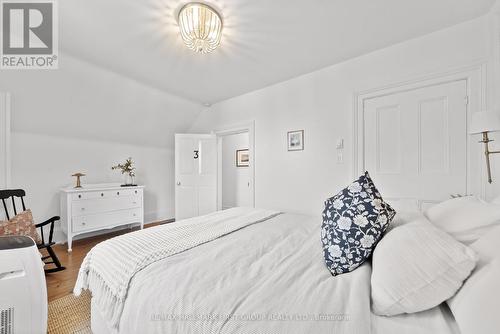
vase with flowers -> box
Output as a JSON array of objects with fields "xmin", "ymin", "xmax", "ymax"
[{"xmin": 111, "ymin": 157, "xmax": 137, "ymax": 186}]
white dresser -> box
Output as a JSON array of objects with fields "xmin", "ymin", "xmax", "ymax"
[{"xmin": 60, "ymin": 184, "xmax": 144, "ymax": 252}]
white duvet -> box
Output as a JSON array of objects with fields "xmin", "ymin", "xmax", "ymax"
[
  {"xmin": 89, "ymin": 209, "xmax": 459, "ymax": 334},
  {"xmin": 75, "ymin": 207, "xmax": 281, "ymax": 329},
  {"xmin": 94, "ymin": 211, "xmax": 370, "ymax": 333}
]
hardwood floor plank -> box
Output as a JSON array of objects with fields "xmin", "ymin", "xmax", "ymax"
[{"xmin": 45, "ymin": 221, "xmax": 168, "ymax": 302}]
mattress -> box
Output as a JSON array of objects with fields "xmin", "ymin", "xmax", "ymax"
[{"xmin": 89, "ymin": 212, "xmax": 460, "ymax": 334}]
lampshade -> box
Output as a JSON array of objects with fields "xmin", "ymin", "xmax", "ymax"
[
  {"xmin": 469, "ymin": 111, "xmax": 500, "ymax": 134},
  {"xmin": 178, "ymin": 3, "xmax": 223, "ymax": 54}
]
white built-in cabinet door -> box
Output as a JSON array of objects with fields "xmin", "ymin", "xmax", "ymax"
[
  {"xmin": 175, "ymin": 134, "xmax": 217, "ymax": 221},
  {"xmin": 363, "ymin": 80, "xmax": 467, "ymax": 209}
]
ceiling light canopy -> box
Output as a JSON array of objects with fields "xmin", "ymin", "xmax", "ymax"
[{"xmin": 178, "ymin": 3, "xmax": 223, "ymax": 54}]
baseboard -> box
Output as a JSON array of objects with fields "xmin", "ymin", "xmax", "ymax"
[
  {"xmin": 54, "ymin": 216, "xmax": 175, "ymax": 245},
  {"xmin": 144, "ymin": 209, "xmax": 173, "ymax": 224}
]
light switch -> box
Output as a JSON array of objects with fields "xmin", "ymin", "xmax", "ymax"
[
  {"xmin": 336, "ymin": 138, "xmax": 344, "ymax": 164},
  {"xmin": 336, "ymin": 139, "xmax": 344, "ymax": 150}
]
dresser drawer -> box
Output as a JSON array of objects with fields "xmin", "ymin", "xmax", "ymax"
[
  {"xmin": 72, "ymin": 196, "xmax": 141, "ymax": 216},
  {"xmin": 72, "ymin": 191, "xmax": 100, "ymax": 201},
  {"xmin": 114, "ymin": 188, "xmax": 142, "ymax": 197},
  {"xmin": 72, "ymin": 208, "xmax": 142, "ymax": 233},
  {"xmin": 71, "ymin": 188, "xmax": 143, "ymax": 201}
]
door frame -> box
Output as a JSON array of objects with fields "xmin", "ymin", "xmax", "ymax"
[
  {"xmin": 0, "ymin": 92, "xmax": 11, "ymax": 190},
  {"xmin": 353, "ymin": 63, "xmax": 487, "ymax": 200},
  {"xmin": 214, "ymin": 121, "xmax": 256, "ymax": 210}
]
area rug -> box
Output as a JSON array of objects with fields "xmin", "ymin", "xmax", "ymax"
[{"xmin": 48, "ymin": 291, "xmax": 91, "ymax": 334}]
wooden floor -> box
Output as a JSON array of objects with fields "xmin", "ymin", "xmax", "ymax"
[{"xmin": 44, "ymin": 222, "xmax": 166, "ymax": 302}]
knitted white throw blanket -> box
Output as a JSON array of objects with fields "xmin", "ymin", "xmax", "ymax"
[{"xmin": 73, "ymin": 207, "xmax": 281, "ymax": 330}]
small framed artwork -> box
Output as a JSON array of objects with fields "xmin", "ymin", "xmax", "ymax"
[
  {"xmin": 287, "ymin": 130, "xmax": 304, "ymax": 151},
  {"xmin": 236, "ymin": 149, "xmax": 249, "ymax": 167}
]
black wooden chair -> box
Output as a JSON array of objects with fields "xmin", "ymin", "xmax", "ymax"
[{"xmin": 0, "ymin": 189, "xmax": 65, "ymax": 273}]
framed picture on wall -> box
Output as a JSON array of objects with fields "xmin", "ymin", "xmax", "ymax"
[
  {"xmin": 287, "ymin": 130, "xmax": 304, "ymax": 151},
  {"xmin": 236, "ymin": 149, "xmax": 249, "ymax": 167}
]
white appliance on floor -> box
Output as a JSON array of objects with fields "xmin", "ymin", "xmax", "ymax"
[{"xmin": 0, "ymin": 236, "xmax": 47, "ymax": 334}]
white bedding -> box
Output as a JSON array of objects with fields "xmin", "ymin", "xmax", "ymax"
[
  {"xmin": 88, "ymin": 210, "xmax": 460, "ymax": 334},
  {"xmin": 75, "ymin": 207, "xmax": 280, "ymax": 329},
  {"xmin": 371, "ymin": 305, "xmax": 459, "ymax": 334}
]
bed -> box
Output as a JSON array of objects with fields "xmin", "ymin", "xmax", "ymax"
[{"xmin": 77, "ymin": 208, "xmax": 462, "ymax": 334}]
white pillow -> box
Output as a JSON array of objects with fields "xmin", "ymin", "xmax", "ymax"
[
  {"xmin": 447, "ymin": 225, "xmax": 500, "ymax": 334},
  {"xmin": 384, "ymin": 199, "xmax": 421, "ymax": 232},
  {"xmin": 424, "ymin": 196, "xmax": 500, "ymax": 243},
  {"xmin": 371, "ymin": 216, "xmax": 477, "ymax": 316},
  {"xmin": 385, "ymin": 210, "xmax": 423, "ymax": 233},
  {"xmin": 490, "ymin": 195, "xmax": 500, "ymax": 205}
]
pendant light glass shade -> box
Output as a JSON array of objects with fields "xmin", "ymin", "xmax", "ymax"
[{"xmin": 178, "ymin": 3, "xmax": 222, "ymax": 54}]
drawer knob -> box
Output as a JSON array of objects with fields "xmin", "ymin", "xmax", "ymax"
[
  {"xmin": 81, "ymin": 207, "xmax": 85, "ymax": 211},
  {"xmin": 117, "ymin": 191, "xmax": 120, "ymax": 195},
  {"xmin": 101, "ymin": 193, "xmax": 104, "ymax": 197},
  {"xmin": 135, "ymin": 190, "xmax": 137, "ymax": 194},
  {"xmin": 82, "ymin": 222, "xmax": 86, "ymax": 225},
  {"xmin": 133, "ymin": 213, "xmax": 136, "ymax": 217},
  {"xmin": 78, "ymin": 194, "xmax": 82, "ymax": 198}
]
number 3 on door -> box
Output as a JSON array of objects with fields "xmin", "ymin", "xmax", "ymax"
[{"xmin": 194, "ymin": 150, "xmax": 199, "ymax": 159}]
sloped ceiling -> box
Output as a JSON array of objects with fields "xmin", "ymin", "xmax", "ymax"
[
  {"xmin": 60, "ymin": 0, "xmax": 495, "ymax": 104},
  {"xmin": 1, "ymin": 54, "xmax": 201, "ymax": 148}
]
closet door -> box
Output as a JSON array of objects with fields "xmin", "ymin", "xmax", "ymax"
[
  {"xmin": 175, "ymin": 134, "xmax": 217, "ymax": 221},
  {"xmin": 363, "ymin": 80, "xmax": 467, "ymax": 209}
]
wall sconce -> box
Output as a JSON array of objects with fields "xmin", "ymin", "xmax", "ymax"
[{"xmin": 469, "ymin": 111, "xmax": 500, "ymax": 183}]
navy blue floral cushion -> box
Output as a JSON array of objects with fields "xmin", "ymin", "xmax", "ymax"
[{"xmin": 321, "ymin": 172, "xmax": 396, "ymax": 276}]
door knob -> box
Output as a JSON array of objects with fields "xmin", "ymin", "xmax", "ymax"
[{"xmin": 177, "ymin": 181, "xmax": 181, "ymax": 186}]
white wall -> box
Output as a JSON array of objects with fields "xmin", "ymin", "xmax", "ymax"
[
  {"xmin": 11, "ymin": 132, "xmax": 174, "ymax": 240},
  {"xmin": 0, "ymin": 93, "xmax": 9, "ymax": 190},
  {"xmin": 0, "ymin": 53, "xmax": 201, "ymax": 147},
  {"xmin": 190, "ymin": 16, "xmax": 494, "ymax": 217},
  {"xmin": 221, "ymin": 132, "xmax": 250, "ymax": 209},
  {"xmin": 0, "ymin": 53, "xmax": 202, "ymax": 242}
]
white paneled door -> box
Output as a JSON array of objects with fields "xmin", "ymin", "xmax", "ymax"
[
  {"xmin": 175, "ymin": 134, "xmax": 217, "ymax": 221},
  {"xmin": 363, "ymin": 80, "xmax": 467, "ymax": 209}
]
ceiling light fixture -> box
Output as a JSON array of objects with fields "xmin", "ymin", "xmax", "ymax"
[{"xmin": 178, "ymin": 2, "xmax": 223, "ymax": 54}]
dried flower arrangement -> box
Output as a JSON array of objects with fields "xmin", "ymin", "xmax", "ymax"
[{"xmin": 112, "ymin": 157, "xmax": 136, "ymax": 186}]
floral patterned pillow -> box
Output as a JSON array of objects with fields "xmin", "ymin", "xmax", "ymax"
[
  {"xmin": 0, "ymin": 209, "xmax": 42, "ymax": 244},
  {"xmin": 321, "ymin": 172, "xmax": 396, "ymax": 276}
]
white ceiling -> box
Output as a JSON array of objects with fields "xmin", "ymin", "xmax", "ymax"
[{"xmin": 60, "ymin": 0, "xmax": 495, "ymax": 105}]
